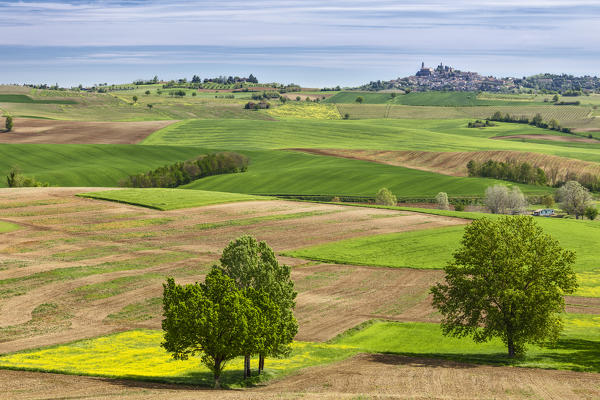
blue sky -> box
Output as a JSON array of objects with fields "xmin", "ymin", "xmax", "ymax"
[{"xmin": 1, "ymin": 0, "xmax": 599, "ymax": 87}]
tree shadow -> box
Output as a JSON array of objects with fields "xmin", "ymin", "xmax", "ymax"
[
  {"xmin": 365, "ymin": 337, "xmax": 600, "ymax": 373},
  {"xmin": 99, "ymin": 368, "xmax": 249, "ymax": 390}
]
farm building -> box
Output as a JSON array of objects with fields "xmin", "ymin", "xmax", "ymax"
[{"xmin": 532, "ymin": 209, "xmax": 555, "ymax": 217}]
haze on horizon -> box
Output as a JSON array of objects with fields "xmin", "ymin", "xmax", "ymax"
[{"xmin": 1, "ymin": 0, "xmax": 599, "ymax": 87}]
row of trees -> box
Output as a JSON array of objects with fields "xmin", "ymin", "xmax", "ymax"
[
  {"xmin": 162, "ymin": 236, "xmax": 297, "ymax": 388},
  {"xmin": 489, "ymin": 111, "xmax": 571, "ymax": 133},
  {"xmin": 120, "ymin": 152, "xmax": 248, "ymax": 188},
  {"xmin": 467, "ymin": 159, "xmax": 547, "ymax": 185}
]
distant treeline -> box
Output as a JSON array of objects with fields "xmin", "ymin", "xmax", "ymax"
[
  {"xmin": 467, "ymin": 159, "xmax": 547, "ymax": 185},
  {"xmin": 489, "ymin": 111, "xmax": 571, "ymax": 133},
  {"xmin": 120, "ymin": 152, "xmax": 249, "ymax": 188}
]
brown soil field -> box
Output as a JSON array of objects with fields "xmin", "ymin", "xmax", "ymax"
[
  {"xmin": 2, "ymin": 355, "xmax": 599, "ymax": 400},
  {"xmin": 0, "ymin": 187, "xmax": 465, "ymax": 353},
  {"xmin": 493, "ymin": 133, "xmax": 599, "ymax": 143},
  {"xmin": 294, "ymin": 148, "xmax": 600, "ymax": 182},
  {"xmin": 0, "ymin": 118, "xmax": 176, "ymax": 144}
]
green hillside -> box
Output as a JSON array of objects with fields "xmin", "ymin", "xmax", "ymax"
[
  {"xmin": 142, "ymin": 118, "xmax": 600, "ymax": 163},
  {"xmin": 0, "ymin": 144, "xmax": 205, "ymax": 187},
  {"xmin": 183, "ymin": 150, "xmax": 550, "ymax": 197}
]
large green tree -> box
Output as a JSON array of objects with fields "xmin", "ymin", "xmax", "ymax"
[
  {"xmin": 219, "ymin": 235, "xmax": 297, "ymax": 377},
  {"xmin": 431, "ymin": 216, "xmax": 577, "ymax": 358},
  {"xmin": 162, "ymin": 269, "xmax": 262, "ymax": 389}
]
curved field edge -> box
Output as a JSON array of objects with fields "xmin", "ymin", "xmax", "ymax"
[
  {"xmin": 78, "ymin": 189, "xmax": 270, "ymax": 211},
  {"xmin": 0, "ymin": 316, "xmax": 597, "ymax": 388},
  {"xmin": 0, "ymin": 221, "xmax": 20, "ymax": 234}
]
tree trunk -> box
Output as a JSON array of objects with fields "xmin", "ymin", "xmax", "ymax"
[
  {"xmin": 258, "ymin": 354, "xmax": 265, "ymax": 374},
  {"xmin": 507, "ymin": 336, "xmax": 515, "ymax": 358},
  {"xmin": 244, "ymin": 354, "xmax": 251, "ymax": 379},
  {"xmin": 214, "ymin": 376, "xmax": 220, "ymax": 389}
]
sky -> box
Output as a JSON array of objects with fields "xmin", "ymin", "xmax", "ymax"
[{"xmin": 1, "ymin": 0, "xmax": 599, "ymax": 87}]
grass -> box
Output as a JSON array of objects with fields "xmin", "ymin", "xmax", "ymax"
[
  {"xmin": 0, "ymin": 221, "xmax": 20, "ymax": 234},
  {"xmin": 332, "ymin": 316, "xmax": 600, "ymax": 373},
  {"xmin": 0, "ymin": 330, "xmax": 358, "ymax": 387},
  {"xmin": 289, "ymin": 204, "xmax": 600, "ymax": 296},
  {"xmin": 182, "ymin": 150, "xmax": 550, "ymax": 198},
  {"xmin": 265, "ymin": 103, "xmax": 341, "ymax": 120},
  {"xmin": 71, "ymin": 273, "xmax": 161, "ymax": 301},
  {"xmin": 79, "ymin": 188, "xmax": 269, "ymax": 211},
  {"xmin": 285, "ymin": 225, "xmax": 465, "ymax": 269},
  {"xmin": 0, "ymin": 144, "xmax": 205, "ymax": 187}
]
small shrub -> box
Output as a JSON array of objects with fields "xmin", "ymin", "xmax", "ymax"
[
  {"xmin": 375, "ymin": 187, "xmax": 396, "ymax": 206},
  {"xmin": 331, "ymin": 196, "xmax": 341, "ymax": 203},
  {"xmin": 453, "ymin": 203, "xmax": 465, "ymax": 212}
]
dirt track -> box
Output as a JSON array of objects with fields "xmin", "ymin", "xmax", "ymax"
[
  {"xmin": 0, "ymin": 118, "xmax": 176, "ymax": 144},
  {"xmin": 1, "ymin": 354, "xmax": 599, "ymax": 400}
]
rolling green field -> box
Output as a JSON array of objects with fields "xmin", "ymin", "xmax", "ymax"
[
  {"xmin": 0, "ymin": 221, "xmax": 20, "ymax": 234},
  {"xmin": 0, "ymin": 144, "xmax": 205, "ymax": 187},
  {"xmin": 286, "ymin": 209, "xmax": 600, "ymax": 297},
  {"xmin": 182, "ymin": 150, "xmax": 549, "ymax": 197},
  {"xmin": 79, "ymin": 188, "xmax": 269, "ymax": 210},
  {"xmin": 142, "ymin": 118, "xmax": 600, "ymax": 164}
]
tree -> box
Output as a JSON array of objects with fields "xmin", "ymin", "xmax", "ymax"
[
  {"xmin": 552, "ymin": 94, "xmax": 559, "ymax": 102},
  {"xmin": 584, "ymin": 206, "xmax": 598, "ymax": 220},
  {"xmin": 542, "ymin": 194, "xmax": 554, "ymax": 208},
  {"xmin": 485, "ymin": 185, "xmax": 509, "ymax": 214},
  {"xmin": 145, "ymin": 90, "xmax": 151, "ymax": 95},
  {"xmin": 295, "ymin": 96, "xmax": 301, "ymax": 101},
  {"xmin": 556, "ymin": 181, "xmax": 591, "ymax": 219},
  {"xmin": 162, "ymin": 269, "xmax": 261, "ymax": 389},
  {"xmin": 147, "ymin": 104, "xmax": 153, "ymax": 110},
  {"xmin": 375, "ymin": 187, "xmax": 396, "ymax": 206},
  {"xmin": 506, "ymin": 186, "xmax": 528, "ymax": 215},
  {"xmin": 431, "ymin": 216, "xmax": 577, "ymax": 358},
  {"xmin": 218, "ymin": 236, "xmax": 297, "ymax": 377},
  {"xmin": 435, "ymin": 192, "xmax": 449, "ymax": 210},
  {"xmin": 355, "ymin": 96, "xmax": 364, "ymax": 103},
  {"xmin": 5, "ymin": 115, "xmax": 13, "ymax": 132},
  {"xmin": 132, "ymin": 95, "xmax": 138, "ymax": 103}
]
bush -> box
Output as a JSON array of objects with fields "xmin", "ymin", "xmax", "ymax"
[
  {"xmin": 453, "ymin": 203, "xmax": 465, "ymax": 212},
  {"xmin": 584, "ymin": 206, "xmax": 598, "ymax": 220},
  {"xmin": 375, "ymin": 187, "xmax": 397, "ymax": 206},
  {"xmin": 5, "ymin": 115, "xmax": 13, "ymax": 132}
]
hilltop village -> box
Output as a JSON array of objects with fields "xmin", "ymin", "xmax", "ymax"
[{"xmin": 360, "ymin": 62, "xmax": 600, "ymax": 93}]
